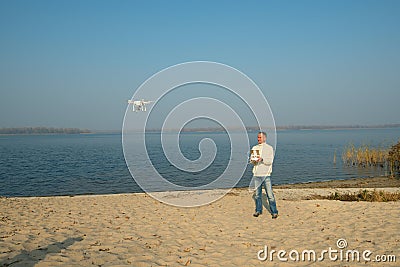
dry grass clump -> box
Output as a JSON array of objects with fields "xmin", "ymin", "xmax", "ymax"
[
  {"xmin": 342, "ymin": 143, "xmax": 389, "ymax": 167},
  {"xmin": 325, "ymin": 189, "xmax": 400, "ymax": 202},
  {"xmin": 341, "ymin": 141, "xmax": 400, "ymax": 177},
  {"xmin": 388, "ymin": 142, "xmax": 400, "ymax": 177}
]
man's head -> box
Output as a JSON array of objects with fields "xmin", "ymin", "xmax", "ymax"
[{"xmin": 257, "ymin": 132, "xmax": 267, "ymax": 144}]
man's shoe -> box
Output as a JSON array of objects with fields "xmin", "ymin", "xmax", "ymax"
[
  {"xmin": 253, "ymin": 212, "xmax": 261, "ymax": 217},
  {"xmin": 272, "ymin": 214, "xmax": 278, "ymax": 219}
]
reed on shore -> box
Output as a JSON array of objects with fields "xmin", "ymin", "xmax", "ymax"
[
  {"xmin": 341, "ymin": 141, "xmax": 400, "ymax": 177},
  {"xmin": 342, "ymin": 143, "xmax": 389, "ymax": 167},
  {"xmin": 388, "ymin": 142, "xmax": 400, "ymax": 177}
]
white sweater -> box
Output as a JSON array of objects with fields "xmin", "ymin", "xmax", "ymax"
[{"xmin": 251, "ymin": 143, "xmax": 274, "ymax": 176}]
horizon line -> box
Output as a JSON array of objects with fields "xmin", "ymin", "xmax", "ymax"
[
  {"xmin": 108, "ymin": 123, "xmax": 400, "ymax": 133},
  {"xmin": 1, "ymin": 123, "xmax": 400, "ymax": 134}
]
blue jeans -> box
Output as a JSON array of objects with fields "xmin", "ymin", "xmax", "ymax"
[{"xmin": 254, "ymin": 176, "xmax": 278, "ymax": 215}]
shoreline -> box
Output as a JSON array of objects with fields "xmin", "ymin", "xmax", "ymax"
[{"xmin": 1, "ymin": 176, "xmax": 399, "ymax": 199}]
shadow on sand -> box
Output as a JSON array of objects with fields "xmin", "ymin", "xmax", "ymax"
[{"xmin": 1, "ymin": 236, "xmax": 83, "ymax": 267}]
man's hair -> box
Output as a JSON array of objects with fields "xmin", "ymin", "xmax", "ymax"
[{"xmin": 258, "ymin": 131, "xmax": 267, "ymax": 137}]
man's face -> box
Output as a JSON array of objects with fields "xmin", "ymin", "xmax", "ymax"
[{"xmin": 257, "ymin": 133, "xmax": 266, "ymax": 144}]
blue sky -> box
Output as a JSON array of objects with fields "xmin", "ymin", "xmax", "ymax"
[{"xmin": 0, "ymin": 0, "xmax": 399, "ymax": 130}]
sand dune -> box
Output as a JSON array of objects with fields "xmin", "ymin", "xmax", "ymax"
[{"xmin": 1, "ymin": 187, "xmax": 399, "ymax": 266}]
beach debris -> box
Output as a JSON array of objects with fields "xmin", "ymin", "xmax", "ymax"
[
  {"xmin": 90, "ymin": 241, "xmax": 101, "ymax": 246},
  {"xmin": 184, "ymin": 258, "xmax": 191, "ymax": 266},
  {"xmin": 183, "ymin": 247, "xmax": 192, "ymax": 252},
  {"xmin": 242, "ymin": 242, "xmax": 251, "ymax": 248}
]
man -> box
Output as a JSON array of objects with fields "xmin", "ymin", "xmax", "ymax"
[{"xmin": 250, "ymin": 132, "xmax": 278, "ymax": 219}]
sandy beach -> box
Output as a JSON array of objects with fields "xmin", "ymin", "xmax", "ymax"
[{"xmin": 1, "ymin": 179, "xmax": 399, "ymax": 266}]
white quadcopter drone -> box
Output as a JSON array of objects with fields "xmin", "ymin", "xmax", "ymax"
[{"xmin": 127, "ymin": 99, "xmax": 153, "ymax": 112}]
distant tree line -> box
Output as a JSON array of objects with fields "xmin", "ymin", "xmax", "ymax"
[
  {"xmin": 276, "ymin": 124, "xmax": 400, "ymax": 130},
  {"xmin": 147, "ymin": 124, "xmax": 400, "ymax": 133},
  {"xmin": 0, "ymin": 127, "xmax": 91, "ymax": 135}
]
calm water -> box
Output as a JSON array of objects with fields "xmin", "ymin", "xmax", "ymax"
[{"xmin": 0, "ymin": 128, "xmax": 399, "ymax": 196}]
